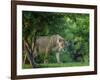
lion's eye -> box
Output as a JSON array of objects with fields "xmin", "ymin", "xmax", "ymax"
[{"xmin": 59, "ymin": 39, "xmax": 62, "ymax": 42}]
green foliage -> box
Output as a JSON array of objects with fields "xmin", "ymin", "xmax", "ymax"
[
  {"xmin": 22, "ymin": 11, "xmax": 89, "ymax": 67},
  {"xmin": 23, "ymin": 61, "xmax": 89, "ymax": 68}
]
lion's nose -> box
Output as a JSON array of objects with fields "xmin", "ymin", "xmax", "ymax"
[{"xmin": 61, "ymin": 43, "xmax": 64, "ymax": 48}]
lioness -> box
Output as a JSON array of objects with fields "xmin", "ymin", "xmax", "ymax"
[{"xmin": 33, "ymin": 34, "xmax": 65, "ymax": 63}]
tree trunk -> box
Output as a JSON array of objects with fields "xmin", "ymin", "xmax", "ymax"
[{"xmin": 24, "ymin": 40, "xmax": 36, "ymax": 68}]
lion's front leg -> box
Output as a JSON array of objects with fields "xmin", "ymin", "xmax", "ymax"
[{"xmin": 56, "ymin": 52, "xmax": 61, "ymax": 63}]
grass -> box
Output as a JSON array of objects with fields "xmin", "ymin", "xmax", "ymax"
[{"xmin": 22, "ymin": 61, "xmax": 89, "ymax": 69}]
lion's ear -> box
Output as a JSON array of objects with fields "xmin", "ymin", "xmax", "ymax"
[{"xmin": 56, "ymin": 34, "xmax": 59, "ymax": 37}]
